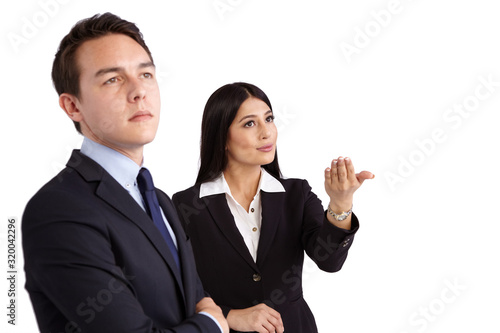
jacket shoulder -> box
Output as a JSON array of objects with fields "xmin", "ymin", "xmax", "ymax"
[
  {"xmin": 25, "ymin": 166, "xmax": 86, "ymax": 209},
  {"xmin": 172, "ymin": 184, "xmax": 201, "ymax": 204},
  {"xmin": 275, "ymin": 177, "xmax": 311, "ymax": 193},
  {"xmin": 23, "ymin": 152, "xmax": 110, "ymax": 232}
]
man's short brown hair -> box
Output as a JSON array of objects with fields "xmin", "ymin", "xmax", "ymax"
[{"xmin": 51, "ymin": 12, "xmax": 154, "ymax": 134}]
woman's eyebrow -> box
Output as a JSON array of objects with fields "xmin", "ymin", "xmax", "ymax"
[{"xmin": 238, "ymin": 110, "xmax": 272, "ymax": 123}]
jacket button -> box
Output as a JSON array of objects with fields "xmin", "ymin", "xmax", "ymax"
[{"xmin": 253, "ymin": 274, "xmax": 261, "ymax": 282}]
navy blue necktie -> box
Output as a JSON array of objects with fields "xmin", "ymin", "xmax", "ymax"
[{"xmin": 137, "ymin": 168, "xmax": 180, "ymax": 269}]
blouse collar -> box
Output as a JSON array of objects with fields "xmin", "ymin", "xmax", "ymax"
[{"xmin": 199, "ymin": 168, "xmax": 285, "ymax": 198}]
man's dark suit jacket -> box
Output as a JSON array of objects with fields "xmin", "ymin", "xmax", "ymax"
[
  {"xmin": 22, "ymin": 150, "xmax": 220, "ymax": 332},
  {"xmin": 172, "ymin": 177, "xmax": 359, "ymax": 333}
]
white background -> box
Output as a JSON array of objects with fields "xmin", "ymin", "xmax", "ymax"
[{"xmin": 1, "ymin": 0, "xmax": 499, "ymax": 332}]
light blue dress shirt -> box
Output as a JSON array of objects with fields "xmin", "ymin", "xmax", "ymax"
[{"xmin": 80, "ymin": 137, "xmax": 177, "ymax": 248}]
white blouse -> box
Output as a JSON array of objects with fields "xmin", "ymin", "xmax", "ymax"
[{"xmin": 199, "ymin": 168, "xmax": 285, "ymax": 262}]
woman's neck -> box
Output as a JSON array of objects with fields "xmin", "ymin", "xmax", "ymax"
[{"xmin": 223, "ymin": 165, "xmax": 261, "ymax": 211}]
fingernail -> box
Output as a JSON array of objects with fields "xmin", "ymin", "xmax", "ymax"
[{"xmin": 345, "ymin": 157, "xmax": 350, "ymax": 161}]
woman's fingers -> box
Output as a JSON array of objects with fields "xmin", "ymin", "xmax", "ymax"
[
  {"xmin": 336, "ymin": 157, "xmax": 347, "ymax": 183},
  {"xmin": 325, "ymin": 157, "xmax": 374, "ymax": 197},
  {"xmin": 326, "ymin": 157, "xmax": 349, "ymax": 184},
  {"xmin": 331, "ymin": 159, "xmax": 338, "ymax": 181},
  {"xmin": 345, "ymin": 157, "xmax": 358, "ymax": 182}
]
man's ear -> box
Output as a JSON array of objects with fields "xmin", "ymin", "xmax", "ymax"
[{"xmin": 59, "ymin": 93, "xmax": 83, "ymax": 122}]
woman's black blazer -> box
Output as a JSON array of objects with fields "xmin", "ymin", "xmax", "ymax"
[{"xmin": 173, "ymin": 177, "xmax": 359, "ymax": 333}]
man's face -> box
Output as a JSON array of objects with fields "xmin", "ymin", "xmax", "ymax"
[{"xmin": 71, "ymin": 33, "xmax": 160, "ymax": 156}]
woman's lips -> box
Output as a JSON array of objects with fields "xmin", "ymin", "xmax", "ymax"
[{"xmin": 257, "ymin": 144, "xmax": 274, "ymax": 152}]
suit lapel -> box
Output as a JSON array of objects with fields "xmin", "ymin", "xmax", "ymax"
[
  {"xmin": 256, "ymin": 191, "xmax": 284, "ymax": 266},
  {"xmin": 206, "ymin": 194, "xmax": 259, "ymax": 271},
  {"xmin": 68, "ymin": 151, "xmax": 186, "ymax": 301}
]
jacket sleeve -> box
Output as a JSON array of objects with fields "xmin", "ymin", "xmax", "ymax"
[
  {"xmin": 23, "ymin": 187, "xmax": 221, "ymax": 333},
  {"xmin": 299, "ymin": 179, "xmax": 360, "ymax": 273}
]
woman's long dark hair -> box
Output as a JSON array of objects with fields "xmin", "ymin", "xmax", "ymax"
[{"xmin": 196, "ymin": 82, "xmax": 282, "ymax": 185}]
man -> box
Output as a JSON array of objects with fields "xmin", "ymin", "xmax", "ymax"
[{"xmin": 22, "ymin": 13, "xmax": 228, "ymax": 333}]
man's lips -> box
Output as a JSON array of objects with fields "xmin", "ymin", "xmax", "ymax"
[
  {"xmin": 129, "ymin": 111, "xmax": 152, "ymax": 122},
  {"xmin": 257, "ymin": 144, "xmax": 274, "ymax": 152}
]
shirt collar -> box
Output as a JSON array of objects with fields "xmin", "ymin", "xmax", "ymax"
[
  {"xmin": 199, "ymin": 168, "xmax": 285, "ymax": 198},
  {"xmin": 260, "ymin": 168, "xmax": 286, "ymax": 193},
  {"xmin": 80, "ymin": 137, "xmax": 142, "ymax": 190}
]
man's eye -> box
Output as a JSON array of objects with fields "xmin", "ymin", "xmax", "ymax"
[
  {"xmin": 143, "ymin": 73, "xmax": 153, "ymax": 79},
  {"xmin": 105, "ymin": 77, "xmax": 117, "ymax": 84}
]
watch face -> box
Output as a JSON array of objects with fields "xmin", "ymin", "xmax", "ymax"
[
  {"xmin": 337, "ymin": 214, "xmax": 347, "ymax": 221},
  {"xmin": 328, "ymin": 206, "xmax": 351, "ymax": 221}
]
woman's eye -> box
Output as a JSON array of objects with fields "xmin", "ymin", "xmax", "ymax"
[
  {"xmin": 244, "ymin": 121, "xmax": 255, "ymax": 128},
  {"xmin": 266, "ymin": 115, "xmax": 275, "ymax": 122}
]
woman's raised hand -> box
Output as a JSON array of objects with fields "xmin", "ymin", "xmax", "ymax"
[{"xmin": 324, "ymin": 156, "xmax": 374, "ymax": 216}]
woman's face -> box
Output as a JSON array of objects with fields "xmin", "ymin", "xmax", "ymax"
[{"xmin": 225, "ymin": 97, "xmax": 277, "ymax": 170}]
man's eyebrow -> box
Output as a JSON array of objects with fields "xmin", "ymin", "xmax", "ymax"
[
  {"xmin": 94, "ymin": 61, "xmax": 155, "ymax": 78},
  {"xmin": 94, "ymin": 67, "xmax": 122, "ymax": 78},
  {"xmin": 238, "ymin": 110, "xmax": 273, "ymax": 123},
  {"xmin": 139, "ymin": 61, "xmax": 155, "ymax": 69}
]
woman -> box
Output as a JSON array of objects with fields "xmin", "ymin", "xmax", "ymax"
[{"xmin": 173, "ymin": 82, "xmax": 373, "ymax": 333}]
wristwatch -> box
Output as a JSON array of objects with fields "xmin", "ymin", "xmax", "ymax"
[{"xmin": 327, "ymin": 205, "xmax": 353, "ymax": 221}]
